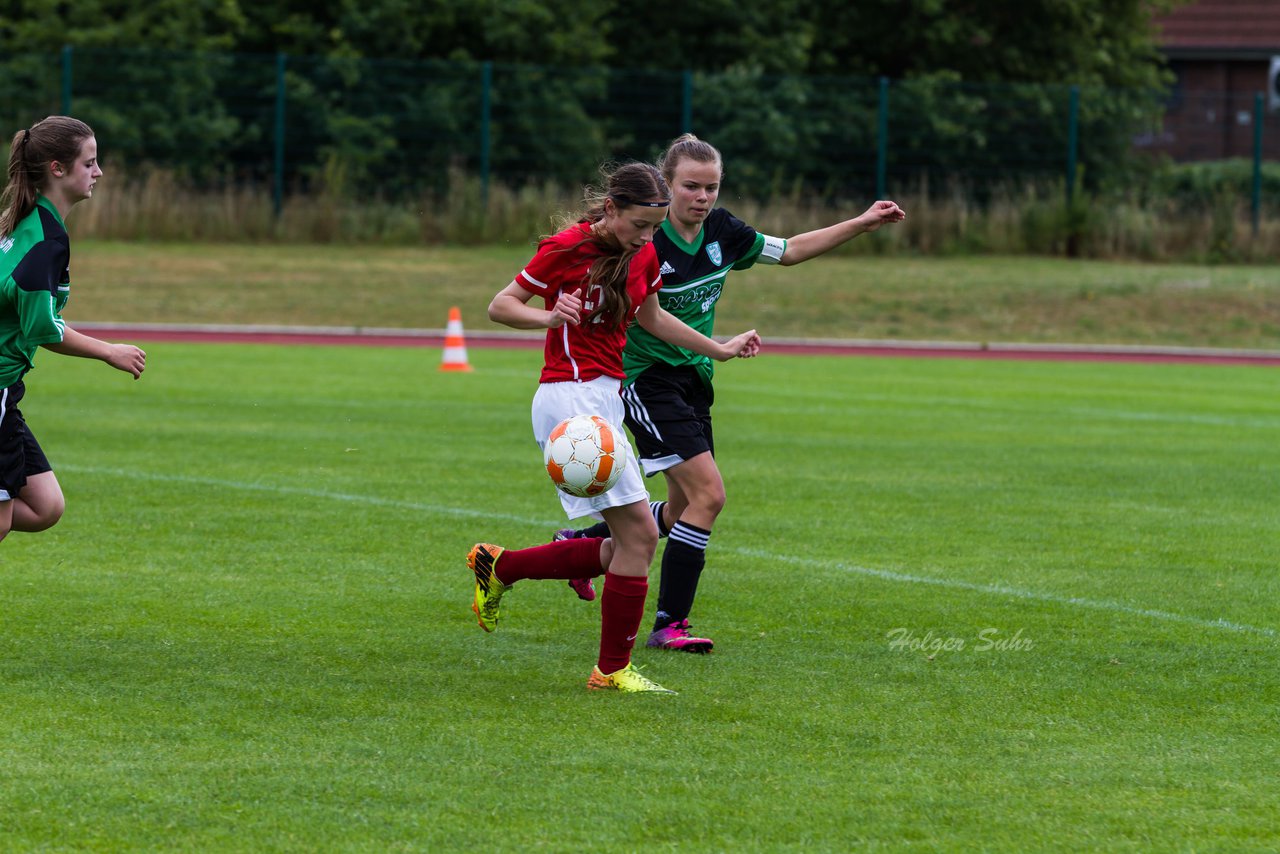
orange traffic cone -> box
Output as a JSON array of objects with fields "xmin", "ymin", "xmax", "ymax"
[{"xmin": 439, "ymin": 306, "xmax": 474, "ymax": 372}]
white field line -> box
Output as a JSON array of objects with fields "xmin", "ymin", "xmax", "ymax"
[
  {"xmin": 64, "ymin": 464, "xmax": 1278, "ymax": 641},
  {"xmin": 731, "ymin": 547, "xmax": 1277, "ymax": 639},
  {"xmin": 62, "ymin": 465, "xmax": 544, "ymax": 527}
]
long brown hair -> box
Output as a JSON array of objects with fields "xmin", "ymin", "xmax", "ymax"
[
  {"xmin": 0, "ymin": 116, "xmax": 95, "ymax": 236},
  {"xmin": 657, "ymin": 133, "xmax": 722, "ymax": 188},
  {"xmin": 548, "ymin": 161, "xmax": 670, "ymax": 329}
]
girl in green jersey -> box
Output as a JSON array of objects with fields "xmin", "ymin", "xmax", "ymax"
[
  {"xmin": 561, "ymin": 135, "xmax": 904, "ymax": 652},
  {"xmin": 0, "ymin": 116, "xmax": 146, "ymax": 542}
]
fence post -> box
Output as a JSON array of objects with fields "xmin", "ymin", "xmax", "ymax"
[
  {"xmin": 1253, "ymin": 91, "xmax": 1264, "ymax": 238},
  {"xmin": 273, "ymin": 52, "xmax": 287, "ymax": 219},
  {"xmin": 682, "ymin": 70, "xmax": 693, "ymax": 134},
  {"xmin": 60, "ymin": 45, "xmax": 73, "ymax": 114},
  {"xmin": 876, "ymin": 76, "xmax": 889, "ymax": 199},
  {"xmin": 480, "ymin": 61, "xmax": 492, "ymax": 205},
  {"xmin": 1066, "ymin": 85, "xmax": 1080, "ymax": 206}
]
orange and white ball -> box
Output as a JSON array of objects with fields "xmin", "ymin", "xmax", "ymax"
[{"xmin": 544, "ymin": 414, "xmax": 625, "ymax": 497}]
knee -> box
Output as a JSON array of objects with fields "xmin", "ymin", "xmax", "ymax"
[
  {"xmin": 638, "ymin": 528, "xmax": 659, "ymax": 561},
  {"xmin": 693, "ymin": 485, "xmax": 726, "ymax": 520},
  {"xmin": 27, "ymin": 499, "xmax": 65, "ymax": 532},
  {"xmin": 31, "ymin": 508, "xmax": 63, "ymax": 532},
  {"xmin": 622, "ymin": 527, "xmax": 659, "ymax": 563},
  {"xmin": 710, "ymin": 487, "xmax": 726, "ymax": 517},
  {"xmin": 43, "ymin": 495, "xmax": 65, "ymax": 529}
]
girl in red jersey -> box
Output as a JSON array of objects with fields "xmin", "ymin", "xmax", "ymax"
[
  {"xmin": 559, "ymin": 135, "xmax": 905, "ymax": 654},
  {"xmin": 467, "ymin": 162, "xmax": 760, "ymax": 694}
]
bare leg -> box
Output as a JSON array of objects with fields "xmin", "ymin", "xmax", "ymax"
[
  {"xmin": 8, "ymin": 471, "xmax": 65, "ymax": 533},
  {"xmin": 599, "ymin": 500, "xmax": 658, "ymax": 576}
]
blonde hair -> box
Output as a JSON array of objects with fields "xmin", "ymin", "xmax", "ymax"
[
  {"xmin": 657, "ymin": 133, "xmax": 722, "ymax": 187},
  {"xmin": 0, "ymin": 116, "xmax": 95, "ymax": 236}
]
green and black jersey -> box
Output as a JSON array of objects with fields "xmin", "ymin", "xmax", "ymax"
[
  {"xmin": 623, "ymin": 208, "xmax": 785, "ymax": 388},
  {"xmin": 0, "ymin": 197, "xmax": 70, "ymax": 387}
]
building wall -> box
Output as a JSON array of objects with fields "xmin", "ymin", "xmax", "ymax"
[{"xmin": 1139, "ymin": 58, "xmax": 1280, "ymax": 161}]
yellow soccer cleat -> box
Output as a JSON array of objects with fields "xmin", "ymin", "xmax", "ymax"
[
  {"xmin": 468, "ymin": 543, "xmax": 508, "ymax": 632},
  {"xmin": 587, "ymin": 662, "xmax": 677, "ymax": 694}
]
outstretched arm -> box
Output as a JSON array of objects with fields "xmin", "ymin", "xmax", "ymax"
[
  {"xmin": 635, "ymin": 293, "xmax": 760, "ymax": 361},
  {"xmin": 42, "ymin": 327, "xmax": 146, "ymax": 378},
  {"xmin": 779, "ymin": 199, "xmax": 906, "ymax": 266}
]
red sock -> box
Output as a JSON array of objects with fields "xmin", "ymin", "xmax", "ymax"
[
  {"xmin": 492, "ymin": 537, "xmax": 604, "ymax": 585},
  {"xmin": 597, "ymin": 572, "xmax": 648, "ymax": 675}
]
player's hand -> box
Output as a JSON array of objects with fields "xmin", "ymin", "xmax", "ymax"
[
  {"xmin": 549, "ymin": 289, "xmax": 584, "ymax": 328},
  {"xmin": 858, "ymin": 200, "xmax": 906, "ymax": 233},
  {"xmin": 107, "ymin": 343, "xmax": 146, "ymax": 379},
  {"xmin": 719, "ymin": 330, "xmax": 761, "ymax": 361}
]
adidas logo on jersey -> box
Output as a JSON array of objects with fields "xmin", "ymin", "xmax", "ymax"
[{"xmin": 659, "ymin": 261, "xmax": 675, "ymax": 275}]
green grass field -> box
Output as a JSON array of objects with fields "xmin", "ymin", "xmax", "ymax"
[{"xmin": 2, "ymin": 341, "xmax": 1277, "ymax": 850}]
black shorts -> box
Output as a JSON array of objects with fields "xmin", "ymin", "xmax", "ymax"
[
  {"xmin": 620, "ymin": 364, "xmax": 714, "ymax": 476},
  {"xmin": 0, "ymin": 381, "xmax": 52, "ymax": 501}
]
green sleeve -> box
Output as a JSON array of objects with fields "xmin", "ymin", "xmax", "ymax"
[
  {"xmin": 17, "ymin": 283, "xmax": 65, "ymax": 345},
  {"xmin": 8, "ymin": 238, "xmax": 68, "ymax": 346},
  {"xmin": 732, "ymin": 234, "xmax": 767, "ymax": 271}
]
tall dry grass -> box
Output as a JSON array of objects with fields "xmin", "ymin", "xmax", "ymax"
[{"xmin": 63, "ymin": 168, "xmax": 1279, "ymax": 262}]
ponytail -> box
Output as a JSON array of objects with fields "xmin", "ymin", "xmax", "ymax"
[
  {"xmin": 0, "ymin": 116, "xmax": 94, "ymax": 236},
  {"xmin": 0, "ymin": 130, "xmax": 38, "ymax": 237}
]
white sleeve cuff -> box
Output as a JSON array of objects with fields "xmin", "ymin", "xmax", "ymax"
[{"xmin": 759, "ymin": 234, "xmax": 786, "ymax": 264}]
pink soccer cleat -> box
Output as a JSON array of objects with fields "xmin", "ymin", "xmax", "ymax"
[{"xmin": 646, "ymin": 619, "xmax": 714, "ymax": 654}]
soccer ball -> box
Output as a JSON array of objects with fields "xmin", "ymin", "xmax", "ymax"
[{"xmin": 544, "ymin": 414, "xmax": 625, "ymax": 497}]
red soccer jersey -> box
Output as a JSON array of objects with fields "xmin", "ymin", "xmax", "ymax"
[{"xmin": 516, "ymin": 221, "xmax": 663, "ymax": 383}]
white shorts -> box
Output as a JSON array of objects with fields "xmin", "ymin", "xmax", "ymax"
[{"xmin": 531, "ymin": 376, "xmax": 649, "ymax": 520}]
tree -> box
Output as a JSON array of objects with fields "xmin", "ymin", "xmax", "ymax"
[
  {"xmin": 802, "ymin": 0, "xmax": 1180, "ymax": 89},
  {"xmin": 794, "ymin": 0, "xmax": 1185, "ymax": 193},
  {"xmin": 0, "ymin": 0, "xmax": 249, "ymax": 179},
  {"xmin": 600, "ymin": 0, "xmax": 813, "ymax": 75},
  {"xmin": 231, "ymin": 0, "xmax": 610, "ymax": 67}
]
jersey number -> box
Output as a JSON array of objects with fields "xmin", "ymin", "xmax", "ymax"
[{"xmin": 581, "ymin": 284, "xmax": 606, "ymax": 324}]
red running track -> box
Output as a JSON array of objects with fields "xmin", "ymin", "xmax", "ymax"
[{"xmin": 74, "ymin": 323, "xmax": 1280, "ymax": 368}]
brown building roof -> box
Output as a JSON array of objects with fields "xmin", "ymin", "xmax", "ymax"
[{"xmin": 1155, "ymin": 0, "xmax": 1280, "ymax": 57}]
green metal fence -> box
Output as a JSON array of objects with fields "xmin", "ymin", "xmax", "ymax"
[{"xmin": 1, "ymin": 47, "xmax": 1274, "ymax": 224}]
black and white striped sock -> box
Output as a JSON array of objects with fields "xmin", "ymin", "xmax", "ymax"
[
  {"xmin": 650, "ymin": 500, "xmax": 670, "ymax": 538},
  {"xmin": 655, "ymin": 520, "xmax": 711, "ymax": 625}
]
